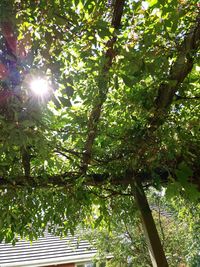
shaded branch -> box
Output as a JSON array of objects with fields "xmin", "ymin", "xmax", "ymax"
[
  {"xmin": 54, "ymin": 150, "xmax": 73, "ymax": 161},
  {"xmin": 134, "ymin": 14, "xmax": 200, "ymax": 160},
  {"xmin": 0, "ymin": 172, "xmax": 80, "ymax": 188},
  {"xmin": 151, "ymin": 14, "xmax": 200, "ymax": 127},
  {"xmin": 0, "ymin": 169, "xmax": 147, "ymax": 188},
  {"xmin": 21, "ymin": 147, "xmax": 31, "ymax": 177},
  {"xmin": 111, "ymin": 0, "xmax": 125, "ymax": 29},
  {"xmin": 175, "ymin": 95, "xmax": 200, "ymax": 101},
  {"xmin": 81, "ymin": 0, "xmax": 126, "ymax": 173},
  {"xmin": 0, "ymin": 164, "xmax": 199, "ymax": 190},
  {"xmin": 55, "ymin": 147, "xmax": 83, "ymax": 158}
]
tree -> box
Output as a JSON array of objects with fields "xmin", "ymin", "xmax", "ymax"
[
  {"xmin": 0, "ymin": 0, "xmax": 199, "ymax": 265},
  {"xmin": 85, "ymin": 192, "xmax": 200, "ymax": 267}
]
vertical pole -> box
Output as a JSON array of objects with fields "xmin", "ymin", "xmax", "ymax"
[{"xmin": 131, "ymin": 176, "xmax": 168, "ymax": 267}]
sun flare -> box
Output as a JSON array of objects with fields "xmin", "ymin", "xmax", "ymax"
[{"xmin": 30, "ymin": 78, "xmax": 49, "ymax": 96}]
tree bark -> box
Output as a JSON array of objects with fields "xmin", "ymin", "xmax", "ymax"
[{"xmin": 131, "ymin": 176, "xmax": 168, "ymax": 267}]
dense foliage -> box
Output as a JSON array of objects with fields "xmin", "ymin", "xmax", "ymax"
[
  {"xmin": 0, "ymin": 0, "xmax": 199, "ymax": 252},
  {"xmin": 86, "ymin": 193, "xmax": 200, "ymax": 267}
]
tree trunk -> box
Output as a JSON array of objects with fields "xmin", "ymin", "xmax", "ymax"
[{"xmin": 131, "ymin": 176, "xmax": 168, "ymax": 267}]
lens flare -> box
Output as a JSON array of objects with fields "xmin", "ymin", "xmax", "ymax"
[{"xmin": 30, "ymin": 78, "xmax": 49, "ymax": 96}]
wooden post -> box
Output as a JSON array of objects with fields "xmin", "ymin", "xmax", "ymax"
[{"xmin": 131, "ymin": 176, "xmax": 168, "ymax": 267}]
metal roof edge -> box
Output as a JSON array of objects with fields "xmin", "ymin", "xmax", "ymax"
[{"xmin": 1, "ymin": 253, "xmax": 97, "ymax": 267}]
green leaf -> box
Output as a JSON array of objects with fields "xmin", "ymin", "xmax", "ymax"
[
  {"xmin": 148, "ymin": 0, "xmax": 158, "ymax": 7},
  {"xmin": 176, "ymin": 163, "xmax": 193, "ymax": 183},
  {"xmin": 94, "ymin": 215, "xmax": 103, "ymax": 228},
  {"xmin": 58, "ymin": 96, "xmax": 72, "ymax": 107},
  {"xmin": 121, "ymin": 75, "xmax": 135, "ymax": 88}
]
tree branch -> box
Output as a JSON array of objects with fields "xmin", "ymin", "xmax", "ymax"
[
  {"xmin": 0, "ymin": 164, "xmax": 199, "ymax": 190},
  {"xmin": 133, "ymin": 13, "xmax": 200, "ymax": 162},
  {"xmin": 151, "ymin": 14, "xmax": 200, "ymax": 127},
  {"xmin": 55, "ymin": 147, "xmax": 83, "ymax": 158},
  {"xmin": 175, "ymin": 95, "xmax": 200, "ymax": 101},
  {"xmin": 81, "ymin": 0, "xmax": 126, "ymax": 173}
]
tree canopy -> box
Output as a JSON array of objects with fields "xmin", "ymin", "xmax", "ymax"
[{"xmin": 0, "ymin": 0, "xmax": 199, "ymax": 253}]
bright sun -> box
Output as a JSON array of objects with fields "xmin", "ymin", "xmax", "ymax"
[{"xmin": 30, "ymin": 78, "xmax": 49, "ymax": 96}]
